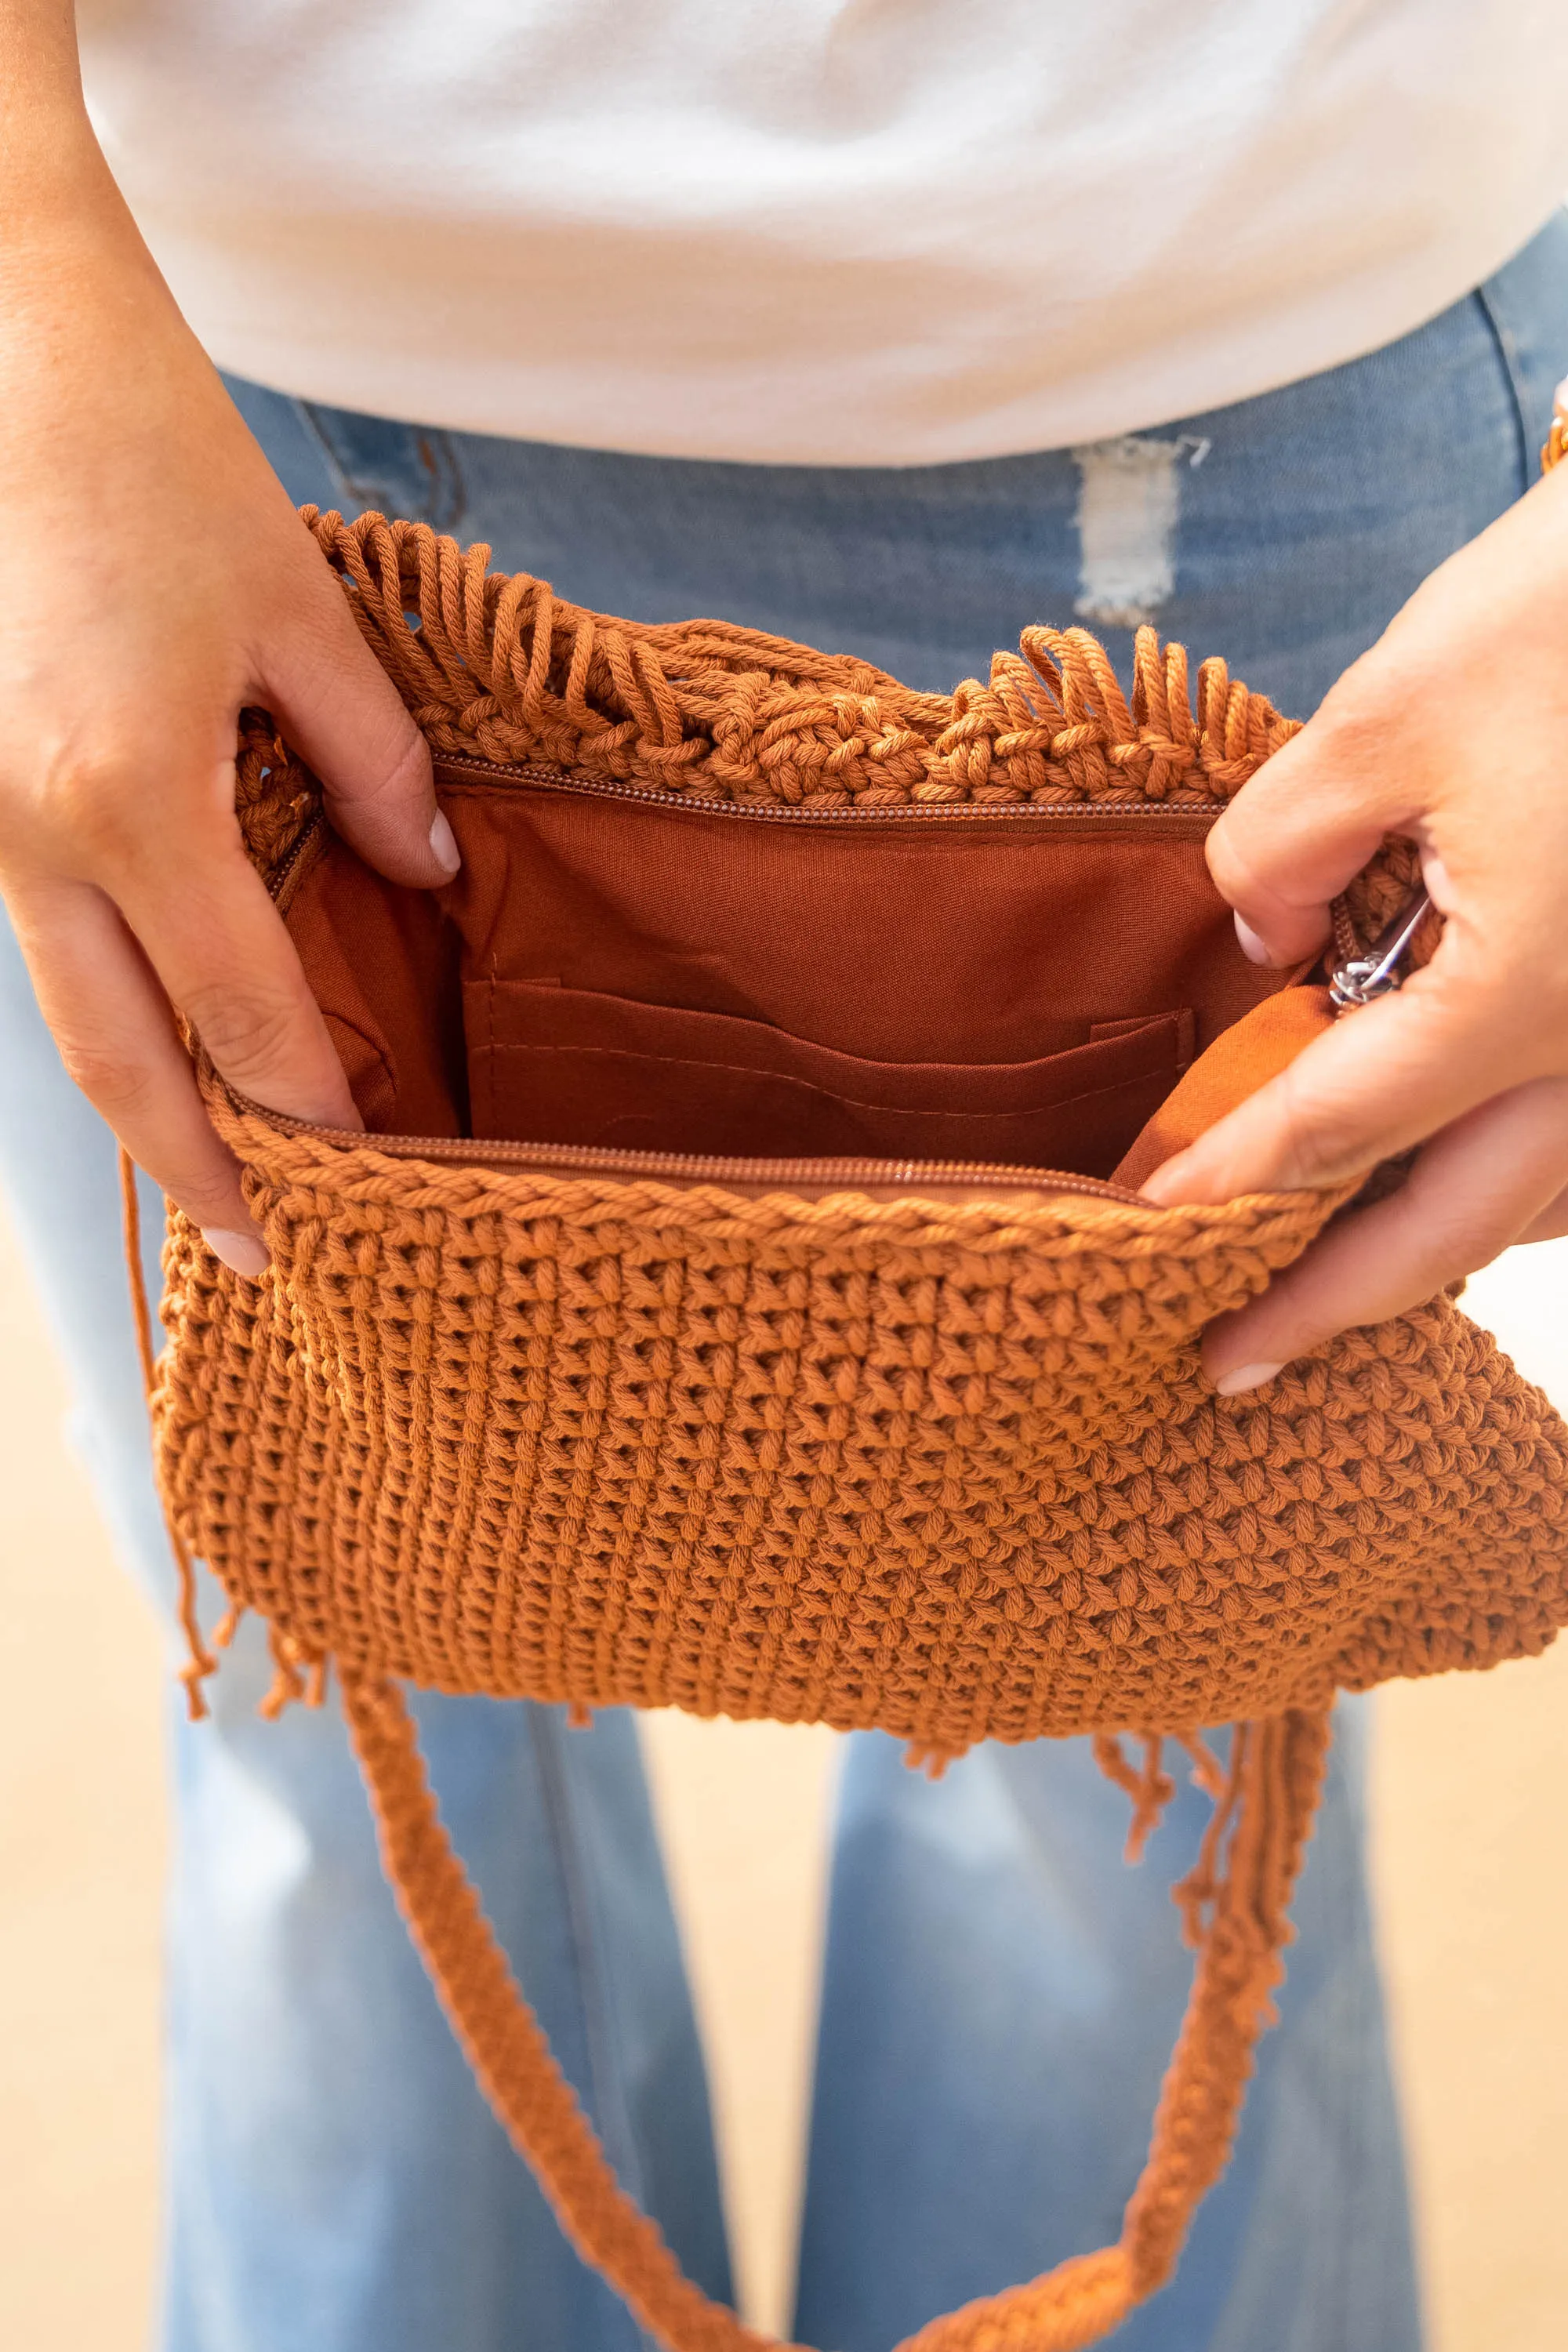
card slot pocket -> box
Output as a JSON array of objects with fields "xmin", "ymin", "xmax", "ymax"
[{"xmin": 465, "ymin": 981, "xmax": 1194, "ymax": 1176}]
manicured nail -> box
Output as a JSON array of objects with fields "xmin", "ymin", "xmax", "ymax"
[
  {"xmin": 1138, "ymin": 1158, "xmax": 1185, "ymax": 1202},
  {"xmin": 202, "ymin": 1225, "xmax": 270, "ymax": 1278},
  {"xmin": 1233, "ymin": 913, "xmax": 1272, "ymax": 965},
  {"xmin": 430, "ymin": 811, "xmax": 461, "ymax": 876},
  {"xmin": 1214, "ymin": 1360, "xmax": 1283, "ymax": 1397}
]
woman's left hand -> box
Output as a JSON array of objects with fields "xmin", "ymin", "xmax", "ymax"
[{"xmin": 1141, "ymin": 439, "xmax": 1568, "ymax": 1394}]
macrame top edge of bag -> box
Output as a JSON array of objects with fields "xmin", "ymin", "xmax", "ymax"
[
  {"xmin": 232, "ymin": 506, "xmax": 1422, "ymax": 951},
  {"xmin": 124, "ymin": 503, "xmax": 1568, "ymax": 2352}
]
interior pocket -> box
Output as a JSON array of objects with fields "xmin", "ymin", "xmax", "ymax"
[{"xmin": 464, "ymin": 980, "xmax": 1194, "ymax": 1174}]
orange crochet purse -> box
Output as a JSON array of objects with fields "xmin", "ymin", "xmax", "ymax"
[{"xmin": 129, "ymin": 506, "xmax": 1568, "ymax": 2352}]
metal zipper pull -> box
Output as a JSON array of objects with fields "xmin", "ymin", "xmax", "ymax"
[{"xmin": 1329, "ymin": 884, "xmax": 1432, "ymax": 1011}]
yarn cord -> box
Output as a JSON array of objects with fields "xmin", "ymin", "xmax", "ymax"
[{"xmin": 341, "ymin": 1668, "xmax": 1330, "ymax": 2352}]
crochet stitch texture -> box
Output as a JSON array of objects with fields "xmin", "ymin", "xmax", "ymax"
[{"xmin": 141, "ymin": 513, "xmax": 1568, "ymax": 2352}]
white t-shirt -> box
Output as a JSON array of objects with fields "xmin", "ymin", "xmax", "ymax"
[{"xmin": 78, "ymin": 2, "xmax": 1568, "ymax": 467}]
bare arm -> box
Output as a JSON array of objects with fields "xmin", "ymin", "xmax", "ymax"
[
  {"xmin": 0, "ymin": 2, "xmax": 457, "ymax": 1273},
  {"xmin": 1144, "ymin": 454, "xmax": 1568, "ymax": 1389}
]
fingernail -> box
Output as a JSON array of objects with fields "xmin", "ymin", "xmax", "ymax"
[
  {"xmin": 430, "ymin": 811, "xmax": 461, "ymax": 877},
  {"xmin": 1233, "ymin": 913, "xmax": 1273, "ymax": 966},
  {"xmin": 1214, "ymin": 1360, "xmax": 1283, "ymax": 1397},
  {"xmin": 202, "ymin": 1225, "xmax": 270, "ymax": 1278},
  {"xmin": 1138, "ymin": 1159, "xmax": 1185, "ymax": 1203}
]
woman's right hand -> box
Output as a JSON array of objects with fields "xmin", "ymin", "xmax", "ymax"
[{"xmin": 0, "ymin": 5, "xmax": 456, "ymax": 1273}]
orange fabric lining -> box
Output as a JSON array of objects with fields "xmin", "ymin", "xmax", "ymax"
[
  {"xmin": 1112, "ymin": 986, "xmax": 1336, "ymax": 1189},
  {"xmin": 281, "ymin": 782, "xmax": 1291, "ymax": 1176}
]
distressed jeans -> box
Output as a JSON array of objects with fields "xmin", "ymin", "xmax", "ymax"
[{"xmin": 7, "ymin": 205, "xmax": 1567, "ymax": 2352}]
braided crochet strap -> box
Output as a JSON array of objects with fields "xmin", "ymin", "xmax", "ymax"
[
  {"xmin": 339, "ymin": 1671, "xmax": 779, "ymax": 2352},
  {"xmin": 340, "ymin": 1669, "xmax": 1330, "ymax": 2352}
]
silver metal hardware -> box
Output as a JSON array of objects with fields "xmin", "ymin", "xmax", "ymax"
[{"xmin": 1328, "ymin": 886, "xmax": 1432, "ymax": 1011}]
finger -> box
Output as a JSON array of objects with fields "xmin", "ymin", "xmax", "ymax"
[
  {"xmin": 6, "ymin": 876, "xmax": 267, "ymax": 1270},
  {"xmin": 1203, "ymin": 1076, "xmax": 1568, "ymax": 1392},
  {"xmin": 107, "ymin": 808, "xmax": 363, "ymax": 1129},
  {"xmin": 260, "ymin": 546, "xmax": 459, "ymax": 887},
  {"xmin": 1205, "ymin": 718, "xmax": 1417, "ymax": 967},
  {"xmin": 1515, "ymin": 1181, "xmax": 1568, "ymax": 1245},
  {"xmin": 1142, "ymin": 964, "xmax": 1534, "ymax": 1203}
]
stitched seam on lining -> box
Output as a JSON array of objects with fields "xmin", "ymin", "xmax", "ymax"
[{"xmin": 477, "ymin": 1038, "xmax": 1181, "ymax": 1122}]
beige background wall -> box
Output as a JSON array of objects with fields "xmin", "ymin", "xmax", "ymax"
[{"xmin": 2, "ymin": 1203, "xmax": 1565, "ymax": 2350}]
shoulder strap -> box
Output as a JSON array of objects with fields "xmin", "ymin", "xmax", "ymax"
[{"xmin": 340, "ymin": 1670, "xmax": 1330, "ymax": 2352}]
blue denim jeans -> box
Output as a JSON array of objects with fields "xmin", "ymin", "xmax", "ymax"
[{"xmin": 6, "ymin": 208, "xmax": 1567, "ymax": 2352}]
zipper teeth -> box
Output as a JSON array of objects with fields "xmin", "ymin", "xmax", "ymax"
[
  {"xmin": 266, "ymin": 814, "xmax": 322, "ymax": 901},
  {"xmin": 231, "ymin": 1092, "xmax": 1143, "ymax": 1206},
  {"xmin": 431, "ymin": 751, "xmax": 1223, "ymax": 825},
  {"xmin": 263, "ymin": 759, "xmax": 1220, "ymax": 906}
]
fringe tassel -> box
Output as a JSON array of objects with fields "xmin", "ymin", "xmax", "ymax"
[
  {"xmin": 286, "ymin": 510, "xmax": 1299, "ymax": 827},
  {"xmin": 1177, "ymin": 1730, "xmax": 1228, "ymax": 1800},
  {"xmin": 212, "ymin": 1605, "xmax": 246, "ymax": 1651},
  {"xmin": 1094, "ymin": 1729, "xmax": 1242, "ymax": 1867},
  {"xmin": 1092, "ymin": 1732, "xmax": 1178, "ymax": 1861},
  {"xmin": 121, "ymin": 1148, "xmax": 217, "ymax": 1719},
  {"xmin": 1174, "ymin": 1726, "xmax": 1250, "ymax": 1953},
  {"xmin": 259, "ymin": 1624, "xmax": 310, "ymax": 1721}
]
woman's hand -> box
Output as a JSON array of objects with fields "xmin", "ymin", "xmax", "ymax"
[
  {"xmin": 0, "ymin": 9, "xmax": 456, "ymax": 1273},
  {"xmin": 1142, "ymin": 445, "xmax": 1568, "ymax": 1392}
]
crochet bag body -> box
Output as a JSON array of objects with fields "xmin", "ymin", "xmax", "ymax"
[{"xmin": 139, "ymin": 510, "xmax": 1568, "ymax": 2352}]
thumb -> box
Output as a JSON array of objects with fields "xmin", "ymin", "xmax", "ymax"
[
  {"xmin": 1206, "ymin": 720, "xmax": 1407, "ymax": 968},
  {"xmin": 259, "ymin": 557, "xmax": 458, "ymax": 888},
  {"xmin": 1141, "ymin": 960, "xmax": 1526, "ymax": 1205}
]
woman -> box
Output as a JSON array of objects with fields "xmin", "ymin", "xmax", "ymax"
[{"xmin": 3, "ymin": 5, "xmax": 1568, "ymax": 2348}]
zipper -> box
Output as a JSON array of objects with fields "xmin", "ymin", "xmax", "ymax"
[
  {"xmin": 266, "ymin": 754, "xmax": 1219, "ymax": 914},
  {"xmin": 228, "ymin": 1090, "xmax": 1147, "ymax": 1206},
  {"xmin": 267, "ymin": 809, "xmax": 326, "ymax": 905},
  {"xmin": 254, "ymin": 750, "xmax": 1214, "ymax": 1206},
  {"xmin": 429, "ymin": 750, "xmax": 1226, "ymax": 829}
]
